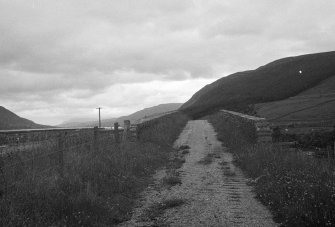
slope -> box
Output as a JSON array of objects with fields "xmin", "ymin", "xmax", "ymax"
[
  {"xmin": 180, "ymin": 51, "xmax": 335, "ymax": 118},
  {"xmin": 0, "ymin": 106, "xmax": 49, "ymax": 130},
  {"xmin": 254, "ymin": 76, "xmax": 335, "ymax": 124}
]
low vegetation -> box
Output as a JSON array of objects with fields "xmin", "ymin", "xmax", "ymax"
[
  {"xmin": 273, "ymin": 128, "xmax": 335, "ymax": 150},
  {"xmin": 198, "ymin": 153, "xmax": 214, "ymax": 165},
  {"xmin": 0, "ymin": 112, "xmax": 189, "ymax": 226},
  {"xmin": 162, "ymin": 168, "xmax": 182, "ymax": 187},
  {"xmin": 162, "ymin": 174, "xmax": 182, "ymax": 187},
  {"xmin": 208, "ymin": 114, "xmax": 335, "ymax": 226},
  {"xmin": 181, "ymin": 149, "xmax": 190, "ymax": 154},
  {"xmin": 142, "ymin": 198, "xmax": 186, "ymax": 222}
]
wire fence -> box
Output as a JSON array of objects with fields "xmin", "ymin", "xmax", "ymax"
[{"xmin": 0, "ymin": 127, "xmax": 128, "ymax": 197}]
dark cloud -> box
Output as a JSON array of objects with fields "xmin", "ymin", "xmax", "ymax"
[{"xmin": 0, "ymin": 0, "xmax": 334, "ymax": 124}]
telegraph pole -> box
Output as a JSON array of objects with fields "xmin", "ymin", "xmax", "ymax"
[{"xmin": 96, "ymin": 107, "xmax": 102, "ymax": 128}]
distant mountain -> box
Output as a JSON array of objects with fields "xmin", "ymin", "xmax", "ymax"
[
  {"xmin": 0, "ymin": 106, "xmax": 49, "ymax": 130},
  {"xmin": 56, "ymin": 118, "xmax": 99, "ymax": 128},
  {"xmin": 57, "ymin": 103, "xmax": 183, "ymax": 128},
  {"xmin": 56, "ymin": 118, "xmax": 116, "ymax": 128},
  {"xmin": 115, "ymin": 103, "xmax": 182, "ymax": 124},
  {"xmin": 180, "ymin": 51, "xmax": 335, "ymax": 118}
]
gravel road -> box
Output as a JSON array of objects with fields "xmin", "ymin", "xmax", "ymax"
[{"xmin": 119, "ymin": 120, "xmax": 276, "ymax": 227}]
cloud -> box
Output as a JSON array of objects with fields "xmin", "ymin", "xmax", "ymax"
[
  {"xmin": 0, "ymin": 0, "xmax": 334, "ymax": 124},
  {"xmin": 1, "ymin": 78, "xmax": 215, "ymax": 125}
]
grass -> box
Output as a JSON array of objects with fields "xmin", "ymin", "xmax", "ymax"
[
  {"xmin": 162, "ymin": 168, "xmax": 182, "ymax": 187},
  {"xmin": 198, "ymin": 148, "xmax": 221, "ymax": 165},
  {"xmin": 236, "ymin": 145, "xmax": 335, "ymax": 226},
  {"xmin": 143, "ymin": 198, "xmax": 186, "ymax": 221},
  {"xmin": 223, "ymin": 169, "xmax": 236, "ymax": 177},
  {"xmin": 208, "ymin": 114, "xmax": 335, "ymax": 226},
  {"xmin": 167, "ymin": 155, "xmax": 186, "ymax": 170},
  {"xmin": 162, "ymin": 144, "xmax": 191, "ymax": 187},
  {"xmin": 198, "ymin": 153, "xmax": 214, "ymax": 165},
  {"xmin": 181, "ymin": 149, "xmax": 190, "ymax": 154},
  {"xmin": 0, "ymin": 112, "xmax": 189, "ymax": 226},
  {"xmin": 179, "ymin": 145, "xmax": 190, "ymax": 150},
  {"xmin": 163, "ymin": 175, "xmax": 181, "ymax": 186}
]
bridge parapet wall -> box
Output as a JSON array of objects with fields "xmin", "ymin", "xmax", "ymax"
[
  {"xmin": 213, "ymin": 110, "xmax": 272, "ymax": 144},
  {"xmin": 127, "ymin": 111, "xmax": 179, "ymax": 141},
  {"xmin": 0, "ymin": 127, "xmax": 126, "ymax": 147}
]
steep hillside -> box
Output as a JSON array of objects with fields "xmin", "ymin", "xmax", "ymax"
[
  {"xmin": 0, "ymin": 106, "xmax": 49, "ymax": 130},
  {"xmin": 57, "ymin": 103, "xmax": 183, "ymax": 127},
  {"xmin": 254, "ymin": 76, "xmax": 335, "ymax": 124},
  {"xmin": 181, "ymin": 51, "xmax": 335, "ymax": 118}
]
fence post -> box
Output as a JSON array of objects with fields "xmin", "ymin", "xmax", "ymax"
[
  {"xmin": 123, "ymin": 120, "xmax": 130, "ymax": 141},
  {"xmin": 130, "ymin": 124, "xmax": 138, "ymax": 142},
  {"xmin": 58, "ymin": 132, "xmax": 65, "ymax": 177},
  {"xmin": 114, "ymin": 122, "xmax": 119, "ymax": 143},
  {"xmin": 93, "ymin": 126, "xmax": 99, "ymax": 152},
  {"xmin": 0, "ymin": 153, "xmax": 6, "ymax": 198}
]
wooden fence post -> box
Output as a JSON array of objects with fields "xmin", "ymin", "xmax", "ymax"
[
  {"xmin": 114, "ymin": 122, "xmax": 119, "ymax": 143},
  {"xmin": 0, "ymin": 153, "xmax": 6, "ymax": 198},
  {"xmin": 129, "ymin": 124, "xmax": 138, "ymax": 142},
  {"xmin": 93, "ymin": 126, "xmax": 99, "ymax": 152},
  {"xmin": 123, "ymin": 120, "xmax": 130, "ymax": 141},
  {"xmin": 58, "ymin": 132, "xmax": 65, "ymax": 177}
]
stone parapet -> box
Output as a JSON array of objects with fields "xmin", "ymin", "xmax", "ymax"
[{"xmin": 219, "ymin": 110, "xmax": 272, "ymax": 144}]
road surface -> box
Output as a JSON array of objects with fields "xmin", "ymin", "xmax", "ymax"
[{"xmin": 120, "ymin": 120, "xmax": 276, "ymax": 226}]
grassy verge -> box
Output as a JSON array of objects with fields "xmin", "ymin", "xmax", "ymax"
[
  {"xmin": 207, "ymin": 114, "xmax": 335, "ymax": 226},
  {"xmin": 0, "ymin": 112, "xmax": 188, "ymax": 226}
]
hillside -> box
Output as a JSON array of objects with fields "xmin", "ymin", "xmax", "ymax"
[
  {"xmin": 254, "ymin": 76, "xmax": 335, "ymax": 125},
  {"xmin": 112, "ymin": 103, "xmax": 182, "ymax": 125},
  {"xmin": 180, "ymin": 51, "xmax": 335, "ymax": 118},
  {"xmin": 57, "ymin": 103, "xmax": 183, "ymax": 128},
  {"xmin": 0, "ymin": 106, "xmax": 49, "ymax": 130}
]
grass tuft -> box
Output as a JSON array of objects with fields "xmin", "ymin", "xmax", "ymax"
[
  {"xmin": 223, "ymin": 169, "xmax": 236, "ymax": 177},
  {"xmin": 162, "ymin": 174, "xmax": 182, "ymax": 187},
  {"xmin": 179, "ymin": 145, "xmax": 190, "ymax": 150},
  {"xmin": 181, "ymin": 149, "xmax": 190, "ymax": 154},
  {"xmin": 143, "ymin": 198, "xmax": 186, "ymax": 221},
  {"xmin": 198, "ymin": 153, "xmax": 214, "ymax": 165}
]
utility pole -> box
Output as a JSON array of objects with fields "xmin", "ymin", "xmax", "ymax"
[{"xmin": 96, "ymin": 107, "xmax": 102, "ymax": 128}]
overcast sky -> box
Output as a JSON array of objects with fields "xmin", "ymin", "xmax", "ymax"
[{"xmin": 1, "ymin": 0, "xmax": 334, "ymax": 125}]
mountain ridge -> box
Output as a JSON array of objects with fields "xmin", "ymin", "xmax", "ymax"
[
  {"xmin": 180, "ymin": 51, "xmax": 335, "ymax": 118},
  {"xmin": 57, "ymin": 103, "xmax": 183, "ymax": 128},
  {"xmin": 0, "ymin": 106, "xmax": 49, "ymax": 130}
]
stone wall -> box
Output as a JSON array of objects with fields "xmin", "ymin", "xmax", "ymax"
[
  {"xmin": 0, "ymin": 124, "xmax": 127, "ymax": 147},
  {"xmin": 211, "ymin": 110, "xmax": 272, "ymax": 144}
]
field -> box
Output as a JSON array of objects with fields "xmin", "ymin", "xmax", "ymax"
[
  {"xmin": 255, "ymin": 95, "xmax": 335, "ymax": 123},
  {"xmin": 255, "ymin": 76, "xmax": 335, "ymax": 125},
  {"xmin": 0, "ymin": 112, "xmax": 189, "ymax": 226},
  {"xmin": 208, "ymin": 114, "xmax": 335, "ymax": 226}
]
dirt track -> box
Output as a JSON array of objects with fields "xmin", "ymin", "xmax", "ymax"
[{"xmin": 120, "ymin": 120, "xmax": 276, "ymax": 226}]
